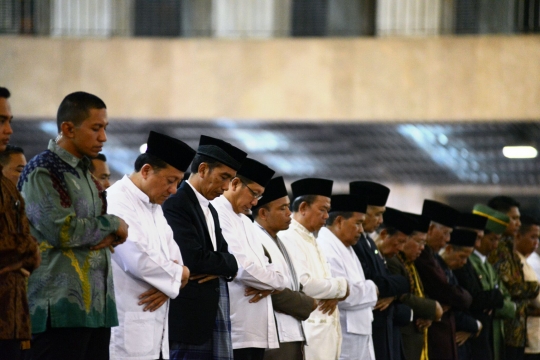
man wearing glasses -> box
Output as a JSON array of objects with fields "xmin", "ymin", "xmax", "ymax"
[{"xmin": 211, "ymin": 158, "xmax": 288, "ymax": 360}]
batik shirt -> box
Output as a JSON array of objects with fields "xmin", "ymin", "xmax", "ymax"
[{"xmin": 18, "ymin": 140, "xmax": 120, "ymax": 333}]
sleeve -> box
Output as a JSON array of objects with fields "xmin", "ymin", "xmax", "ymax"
[
  {"xmin": 494, "ymin": 281, "xmax": 517, "ymax": 320},
  {"xmin": 218, "ymin": 213, "xmax": 287, "ymax": 291},
  {"xmin": 415, "ymin": 247, "xmax": 472, "ymax": 310},
  {"xmin": 393, "ymin": 303, "xmax": 413, "ymax": 327},
  {"xmin": 162, "ymin": 194, "xmax": 238, "ymax": 277},
  {"xmin": 281, "ymin": 234, "xmax": 347, "ymax": 299},
  {"xmin": 455, "ymin": 311, "xmax": 480, "ymax": 333},
  {"xmin": 271, "ymin": 288, "xmax": 315, "ymax": 320},
  {"xmin": 108, "ymin": 195, "xmax": 184, "ymax": 299},
  {"xmin": 325, "ymin": 253, "xmax": 378, "ymax": 311},
  {"xmin": 453, "ymin": 263, "xmax": 505, "ymax": 312},
  {"xmin": 21, "ymin": 167, "xmax": 120, "ymax": 249}
]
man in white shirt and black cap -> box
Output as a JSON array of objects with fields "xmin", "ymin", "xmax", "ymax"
[
  {"xmin": 163, "ymin": 135, "xmax": 247, "ymax": 360},
  {"xmin": 279, "ymin": 178, "xmax": 349, "ymax": 360},
  {"xmin": 251, "ymin": 176, "xmax": 317, "ymax": 360},
  {"xmin": 211, "ymin": 158, "xmax": 288, "ymax": 360},
  {"xmin": 108, "ymin": 131, "xmax": 195, "ymax": 359},
  {"xmin": 317, "ymin": 194, "xmax": 379, "ymax": 360}
]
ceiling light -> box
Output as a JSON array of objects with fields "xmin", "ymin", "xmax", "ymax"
[{"xmin": 502, "ymin": 146, "xmax": 537, "ymax": 159}]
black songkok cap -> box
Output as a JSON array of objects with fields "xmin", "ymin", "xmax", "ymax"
[
  {"xmin": 237, "ymin": 158, "xmax": 275, "ymax": 188},
  {"xmin": 349, "ymin": 181, "xmax": 390, "ymax": 207},
  {"xmin": 256, "ymin": 176, "xmax": 288, "ymax": 207},
  {"xmin": 197, "ymin": 135, "xmax": 247, "ymax": 171},
  {"xmin": 403, "ymin": 212, "xmax": 431, "ymax": 233},
  {"xmin": 330, "ymin": 194, "xmax": 368, "ymax": 214},
  {"xmin": 146, "ymin": 131, "xmax": 196, "ymax": 172},
  {"xmin": 383, "ymin": 208, "xmax": 415, "ymax": 236},
  {"xmin": 449, "ymin": 229, "xmax": 477, "ymax": 247},
  {"xmin": 291, "ymin": 178, "xmax": 333, "ymax": 199},
  {"xmin": 457, "ymin": 213, "xmax": 488, "ymax": 231},
  {"xmin": 422, "ymin": 200, "xmax": 459, "ymax": 228}
]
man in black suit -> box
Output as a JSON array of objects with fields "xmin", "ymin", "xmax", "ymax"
[
  {"xmin": 163, "ymin": 135, "xmax": 247, "ymax": 360},
  {"xmin": 349, "ymin": 181, "xmax": 410, "ymax": 360}
]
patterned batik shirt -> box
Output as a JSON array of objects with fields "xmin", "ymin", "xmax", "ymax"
[
  {"xmin": 488, "ymin": 236, "xmax": 540, "ymax": 347},
  {"xmin": 18, "ymin": 140, "xmax": 120, "ymax": 333}
]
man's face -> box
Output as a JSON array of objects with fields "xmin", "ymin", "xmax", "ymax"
[
  {"xmin": 0, "ymin": 97, "xmax": 13, "ymax": 152},
  {"xmin": 91, "ymin": 159, "xmax": 111, "ymax": 189},
  {"xmin": 302, "ymin": 196, "xmax": 331, "ymax": 233},
  {"xmin": 505, "ymin": 206, "xmax": 521, "ymax": 237},
  {"xmin": 516, "ymin": 225, "xmax": 540, "ymax": 257},
  {"xmin": 265, "ymin": 196, "xmax": 292, "ymax": 233},
  {"xmin": 69, "ymin": 108, "xmax": 108, "ymax": 159},
  {"xmin": 199, "ymin": 163, "xmax": 236, "ymax": 201},
  {"xmin": 444, "ymin": 246, "xmax": 474, "ymax": 270},
  {"xmin": 402, "ymin": 231, "xmax": 427, "ymax": 262},
  {"xmin": 141, "ymin": 164, "xmax": 184, "ymax": 205},
  {"xmin": 338, "ymin": 212, "xmax": 365, "ymax": 247},
  {"xmin": 230, "ymin": 178, "xmax": 265, "ymax": 215},
  {"xmin": 381, "ymin": 231, "xmax": 408, "ymax": 258},
  {"xmin": 478, "ymin": 232, "xmax": 502, "ymax": 255},
  {"xmin": 427, "ymin": 223, "xmax": 453, "ymax": 252},
  {"xmin": 363, "ymin": 205, "xmax": 386, "ymax": 233},
  {"xmin": 2, "ymin": 152, "xmax": 26, "ymax": 186}
]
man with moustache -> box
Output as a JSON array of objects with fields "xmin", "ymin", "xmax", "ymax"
[
  {"xmin": 279, "ymin": 178, "xmax": 349, "ymax": 360},
  {"xmin": 387, "ymin": 211, "xmax": 443, "ymax": 360},
  {"xmin": 0, "ymin": 87, "xmax": 40, "ymax": 360},
  {"xmin": 488, "ymin": 196, "xmax": 540, "ymax": 360},
  {"xmin": 163, "ymin": 135, "xmax": 245, "ymax": 360},
  {"xmin": 348, "ymin": 181, "xmax": 410, "ymax": 360},
  {"xmin": 107, "ymin": 131, "xmax": 195, "ymax": 359},
  {"xmin": 19, "ymin": 91, "xmax": 129, "ymax": 360},
  {"xmin": 317, "ymin": 194, "xmax": 379, "ymax": 360},
  {"xmin": 211, "ymin": 158, "xmax": 288, "ymax": 360},
  {"xmin": 252, "ymin": 176, "xmax": 317, "ymax": 360},
  {"xmin": 415, "ymin": 200, "xmax": 472, "ymax": 360}
]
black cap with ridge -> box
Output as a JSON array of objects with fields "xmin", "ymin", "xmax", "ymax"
[
  {"xmin": 402, "ymin": 212, "xmax": 431, "ymax": 233},
  {"xmin": 291, "ymin": 178, "xmax": 333, "ymax": 199},
  {"xmin": 146, "ymin": 131, "xmax": 196, "ymax": 172},
  {"xmin": 383, "ymin": 207, "xmax": 415, "ymax": 236},
  {"xmin": 349, "ymin": 181, "xmax": 390, "ymax": 207},
  {"xmin": 256, "ymin": 176, "xmax": 288, "ymax": 207},
  {"xmin": 448, "ymin": 229, "xmax": 477, "ymax": 247},
  {"xmin": 236, "ymin": 158, "xmax": 275, "ymax": 188},
  {"xmin": 330, "ymin": 194, "xmax": 368, "ymax": 214},
  {"xmin": 422, "ymin": 200, "xmax": 459, "ymax": 228},
  {"xmin": 196, "ymin": 135, "xmax": 247, "ymax": 171},
  {"xmin": 457, "ymin": 213, "xmax": 488, "ymax": 231}
]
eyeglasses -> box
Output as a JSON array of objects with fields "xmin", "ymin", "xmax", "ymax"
[{"xmin": 240, "ymin": 179, "xmax": 263, "ymax": 201}]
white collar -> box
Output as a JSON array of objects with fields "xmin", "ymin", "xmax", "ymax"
[
  {"xmin": 122, "ymin": 175, "xmax": 155, "ymax": 209},
  {"xmin": 473, "ymin": 249, "xmax": 487, "ymax": 263},
  {"xmin": 290, "ymin": 218, "xmax": 315, "ymax": 239},
  {"xmin": 187, "ymin": 180, "xmax": 209, "ymax": 209}
]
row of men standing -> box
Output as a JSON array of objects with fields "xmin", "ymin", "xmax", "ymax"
[{"xmin": 2, "ymin": 89, "xmax": 540, "ymax": 360}]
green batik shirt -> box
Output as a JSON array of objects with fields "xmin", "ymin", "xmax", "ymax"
[{"xmin": 18, "ymin": 140, "xmax": 120, "ymax": 333}]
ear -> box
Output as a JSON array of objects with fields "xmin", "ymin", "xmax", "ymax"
[
  {"xmin": 230, "ymin": 177, "xmax": 242, "ymax": 191},
  {"xmin": 298, "ymin": 201, "xmax": 309, "ymax": 213},
  {"xmin": 379, "ymin": 228, "xmax": 389, "ymax": 240},
  {"xmin": 60, "ymin": 121, "xmax": 76, "ymax": 138},
  {"xmin": 140, "ymin": 164, "xmax": 153, "ymax": 179},
  {"xmin": 197, "ymin": 162, "xmax": 208, "ymax": 177},
  {"xmin": 258, "ymin": 207, "xmax": 267, "ymax": 221}
]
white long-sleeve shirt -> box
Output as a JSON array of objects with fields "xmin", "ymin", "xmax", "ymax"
[
  {"xmin": 278, "ymin": 219, "xmax": 348, "ymax": 360},
  {"xmin": 211, "ymin": 195, "xmax": 288, "ymax": 350},
  {"xmin": 108, "ymin": 175, "xmax": 185, "ymax": 360}
]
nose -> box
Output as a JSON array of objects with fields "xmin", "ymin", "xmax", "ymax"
[
  {"xmin": 98, "ymin": 128, "xmax": 107, "ymax": 142},
  {"xmin": 3, "ymin": 121, "xmax": 13, "ymax": 135},
  {"xmin": 251, "ymin": 198, "xmax": 258, "ymax": 206},
  {"xmin": 170, "ymin": 184, "xmax": 178, "ymax": 195},
  {"xmin": 285, "ymin": 207, "xmax": 291, "ymax": 217},
  {"xmin": 104, "ymin": 179, "xmax": 111, "ymax": 189}
]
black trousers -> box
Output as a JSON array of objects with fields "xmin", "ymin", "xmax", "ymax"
[
  {"xmin": 506, "ymin": 346, "xmax": 525, "ymax": 360},
  {"xmin": 31, "ymin": 324, "xmax": 111, "ymax": 360},
  {"xmin": 0, "ymin": 340, "xmax": 32, "ymax": 360},
  {"xmin": 233, "ymin": 347, "xmax": 265, "ymax": 360}
]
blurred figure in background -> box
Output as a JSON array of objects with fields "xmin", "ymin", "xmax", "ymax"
[
  {"xmin": 0, "ymin": 145, "xmax": 26, "ymax": 186},
  {"xmin": 90, "ymin": 153, "xmax": 111, "ymax": 190}
]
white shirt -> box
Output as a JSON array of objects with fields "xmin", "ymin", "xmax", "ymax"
[
  {"xmin": 279, "ymin": 219, "xmax": 348, "ymax": 360},
  {"xmin": 211, "ymin": 195, "xmax": 287, "ymax": 350},
  {"xmin": 107, "ymin": 176, "xmax": 185, "ymax": 360},
  {"xmin": 474, "ymin": 249, "xmax": 487, "ymax": 264},
  {"xmin": 186, "ymin": 180, "xmax": 216, "ymax": 250},
  {"xmin": 253, "ymin": 223, "xmax": 305, "ymax": 343},
  {"xmin": 524, "ymin": 252, "xmax": 540, "ymax": 353}
]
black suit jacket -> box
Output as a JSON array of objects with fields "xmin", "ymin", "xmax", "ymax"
[
  {"xmin": 163, "ymin": 182, "xmax": 238, "ymax": 345},
  {"xmin": 353, "ymin": 234, "xmax": 410, "ymax": 360}
]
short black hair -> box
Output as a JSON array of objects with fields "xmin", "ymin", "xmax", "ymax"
[
  {"xmin": 0, "ymin": 145, "xmax": 24, "ymax": 165},
  {"xmin": 89, "ymin": 153, "xmax": 107, "ymax": 172},
  {"xmin": 291, "ymin": 194, "xmax": 318, "ymax": 213},
  {"xmin": 252, "ymin": 203, "xmax": 271, "ymax": 219},
  {"xmin": 378, "ymin": 223, "xmax": 399, "ymax": 236},
  {"xmin": 487, "ymin": 196, "xmax": 520, "ymax": 213},
  {"xmin": 57, "ymin": 91, "xmax": 106, "ymax": 132},
  {"xmin": 134, "ymin": 153, "xmax": 168, "ymax": 172},
  {"xmin": 519, "ymin": 214, "xmax": 540, "ymax": 235},
  {"xmin": 0, "ymin": 87, "xmax": 11, "ymax": 99},
  {"xmin": 326, "ymin": 211, "xmax": 354, "ymax": 226},
  {"xmin": 190, "ymin": 154, "xmax": 220, "ymax": 173}
]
